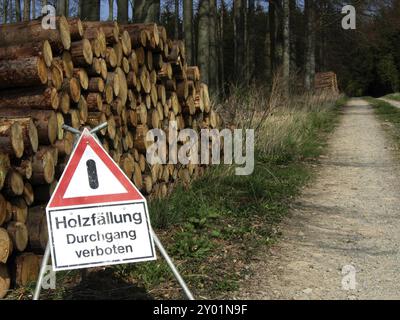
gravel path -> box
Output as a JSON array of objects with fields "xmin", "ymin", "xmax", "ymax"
[
  {"xmin": 235, "ymin": 99, "xmax": 400, "ymax": 300},
  {"xmin": 379, "ymin": 97, "xmax": 400, "ymax": 109}
]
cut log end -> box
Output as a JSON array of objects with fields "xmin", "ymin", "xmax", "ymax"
[
  {"xmin": 37, "ymin": 57, "xmax": 48, "ymax": 85},
  {"xmin": 59, "ymin": 16, "xmax": 72, "ymax": 50}
]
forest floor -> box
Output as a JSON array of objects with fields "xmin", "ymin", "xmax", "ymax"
[{"xmin": 235, "ymin": 98, "xmax": 400, "ymax": 299}]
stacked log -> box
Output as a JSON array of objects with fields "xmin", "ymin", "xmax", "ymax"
[
  {"xmin": 314, "ymin": 71, "xmax": 339, "ymax": 93},
  {"xmin": 0, "ymin": 16, "xmax": 221, "ymax": 298}
]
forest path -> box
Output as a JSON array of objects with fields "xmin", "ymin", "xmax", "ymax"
[
  {"xmin": 235, "ymin": 99, "xmax": 400, "ymax": 300},
  {"xmin": 379, "ymin": 97, "xmax": 400, "ymax": 109}
]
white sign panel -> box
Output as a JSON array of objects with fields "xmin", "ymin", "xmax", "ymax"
[
  {"xmin": 46, "ymin": 129, "xmax": 156, "ymax": 271},
  {"xmin": 48, "ymin": 202, "xmax": 155, "ymax": 271}
]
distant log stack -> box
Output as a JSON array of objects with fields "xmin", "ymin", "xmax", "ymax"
[
  {"xmin": 0, "ymin": 16, "xmax": 221, "ymax": 298},
  {"xmin": 314, "ymin": 71, "xmax": 339, "ymax": 93}
]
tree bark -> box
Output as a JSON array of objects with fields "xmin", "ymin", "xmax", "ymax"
[
  {"xmin": 56, "ymin": 0, "xmax": 68, "ymax": 16},
  {"xmin": 233, "ymin": 0, "xmax": 244, "ymax": 80},
  {"xmin": 209, "ymin": 0, "xmax": 218, "ymax": 94},
  {"xmin": 108, "ymin": 0, "xmax": 114, "ymax": 20},
  {"xmin": 0, "ymin": 56, "xmax": 48, "ymax": 89},
  {"xmin": 23, "ymin": 0, "xmax": 30, "ymax": 21},
  {"xmin": 32, "ymin": 0, "xmax": 36, "ymax": 19},
  {"xmin": 183, "ymin": 0, "xmax": 193, "ymax": 65},
  {"xmin": 247, "ymin": 0, "xmax": 255, "ymax": 83},
  {"xmin": 282, "ymin": 0, "xmax": 290, "ymax": 95},
  {"xmin": 118, "ymin": 0, "xmax": 128, "ymax": 23},
  {"xmin": 15, "ymin": 0, "xmax": 21, "ymax": 22},
  {"xmin": 305, "ymin": 0, "xmax": 315, "ymax": 91},
  {"xmin": 80, "ymin": 0, "xmax": 100, "ymax": 21},
  {"xmin": 269, "ymin": 0, "xmax": 276, "ymax": 74},
  {"xmin": 134, "ymin": 0, "xmax": 160, "ymax": 23},
  {"xmin": 174, "ymin": 0, "xmax": 179, "ymax": 39},
  {"xmin": 197, "ymin": 0, "xmax": 209, "ymax": 85},
  {"xmin": 2, "ymin": 0, "xmax": 8, "ymax": 23},
  {"xmin": 218, "ymin": 0, "xmax": 225, "ymax": 94}
]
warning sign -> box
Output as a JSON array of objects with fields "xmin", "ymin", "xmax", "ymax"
[{"xmin": 46, "ymin": 129, "xmax": 156, "ymax": 271}]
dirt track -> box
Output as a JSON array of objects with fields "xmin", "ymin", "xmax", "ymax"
[{"xmin": 235, "ymin": 99, "xmax": 400, "ymax": 300}]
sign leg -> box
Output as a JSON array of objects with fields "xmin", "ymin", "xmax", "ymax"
[
  {"xmin": 33, "ymin": 242, "xmax": 51, "ymax": 300},
  {"xmin": 151, "ymin": 229, "xmax": 194, "ymax": 300}
]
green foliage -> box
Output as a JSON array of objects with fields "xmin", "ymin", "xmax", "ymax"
[
  {"xmin": 377, "ymin": 55, "xmax": 400, "ymax": 93},
  {"xmin": 385, "ymin": 93, "xmax": 400, "ymax": 102}
]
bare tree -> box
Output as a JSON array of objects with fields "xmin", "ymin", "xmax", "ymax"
[
  {"xmin": 305, "ymin": 0, "xmax": 316, "ymax": 90},
  {"xmin": 209, "ymin": 0, "xmax": 218, "ymax": 93},
  {"xmin": 174, "ymin": 0, "xmax": 179, "ymax": 39},
  {"xmin": 218, "ymin": 0, "xmax": 225, "ymax": 91},
  {"xmin": 197, "ymin": 0, "xmax": 209, "ymax": 84},
  {"xmin": 233, "ymin": 0, "xmax": 244, "ymax": 80},
  {"xmin": 118, "ymin": 0, "xmax": 128, "ymax": 23},
  {"xmin": 134, "ymin": 0, "xmax": 159, "ymax": 23},
  {"xmin": 80, "ymin": 0, "xmax": 100, "ymax": 20},
  {"xmin": 2, "ymin": 0, "xmax": 9, "ymax": 23},
  {"xmin": 108, "ymin": 0, "xmax": 114, "ymax": 21},
  {"xmin": 56, "ymin": 0, "xmax": 68, "ymax": 17},
  {"xmin": 183, "ymin": 0, "xmax": 193, "ymax": 65},
  {"xmin": 282, "ymin": 0, "xmax": 290, "ymax": 94},
  {"xmin": 32, "ymin": 0, "xmax": 36, "ymax": 18},
  {"xmin": 269, "ymin": 0, "xmax": 276, "ymax": 74},
  {"xmin": 23, "ymin": 0, "xmax": 30, "ymax": 21},
  {"xmin": 15, "ymin": 0, "xmax": 21, "ymax": 21}
]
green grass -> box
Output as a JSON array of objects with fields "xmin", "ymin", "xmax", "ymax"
[
  {"xmin": 15, "ymin": 94, "xmax": 345, "ymax": 300},
  {"xmin": 365, "ymin": 96, "xmax": 400, "ymax": 138},
  {"xmin": 106, "ymin": 94, "xmax": 346, "ymax": 299},
  {"xmin": 384, "ymin": 93, "xmax": 400, "ymax": 101}
]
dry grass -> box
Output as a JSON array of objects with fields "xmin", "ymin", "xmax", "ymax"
[{"xmin": 215, "ymin": 73, "xmax": 342, "ymax": 160}]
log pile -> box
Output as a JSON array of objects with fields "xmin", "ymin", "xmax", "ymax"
[
  {"xmin": 314, "ymin": 71, "xmax": 339, "ymax": 93},
  {"xmin": 0, "ymin": 16, "xmax": 221, "ymax": 298}
]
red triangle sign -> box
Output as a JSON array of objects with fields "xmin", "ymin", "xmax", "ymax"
[{"xmin": 48, "ymin": 128, "xmax": 144, "ymax": 208}]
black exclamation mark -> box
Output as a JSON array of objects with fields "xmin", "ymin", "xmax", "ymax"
[{"xmin": 86, "ymin": 159, "xmax": 99, "ymax": 189}]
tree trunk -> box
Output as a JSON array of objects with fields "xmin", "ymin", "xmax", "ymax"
[
  {"xmin": 247, "ymin": 0, "xmax": 255, "ymax": 83},
  {"xmin": 80, "ymin": 0, "xmax": 100, "ymax": 21},
  {"xmin": 56, "ymin": 0, "xmax": 67, "ymax": 16},
  {"xmin": 32, "ymin": 0, "xmax": 36, "ymax": 19},
  {"xmin": 269, "ymin": 1, "xmax": 276, "ymax": 74},
  {"xmin": 0, "ymin": 56, "xmax": 48, "ymax": 89},
  {"xmin": 289, "ymin": 0, "xmax": 296, "ymax": 75},
  {"xmin": 108, "ymin": 0, "xmax": 114, "ymax": 20},
  {"xmin": 183, "ymin": 0, "xmax": 193, "ymax": 65},
  {"xmin": 218, "ymin": 0, "xmax": 225, "ymax": 94},
  {"xmin": 233, "ymin": 0, "xmax": 244, "ymax": 80},
  {"xmin": 134, "ymin": 0, "xmax": 160, "ymax": 23},
  {"xmin": 197, "ymin": 0, "xmax": 209, "ymax": 85},
  {"xmin": 8, "ymin": 0, "xmax": 12, "ymax": 23},
  {"xmin": 174, "ymin": 0, "xmax": 179, "ymax": 39},
  {"xmin": 146, "ymin": 0, "xmax": 160, "ymax": 23},
  {"xmin": 23, "ymin": 0, "xmax": 30, "ymax": 21},
  {"xmin": 305, "ymin": 0, "xmax": 315, "ymax": 90},
  {"xmin": 0, "ymin": 17, "xmax": 72, "ymax": 50},
  {"xmin": 282, "ymin": 0, "xmax": 290, "ymax": 95},
  {"xmin": 118, "ymin": 0, "xmax": 128, "ymax": 23},
  {"xmin": 15, "ymin": 0, "xmax": 21, "ymax": 22},
  {"xmin": 3, "ymin": 0, "xmax": 8, "ymax": 23},
  {"xmin": 209, "ymin": 0, "xmax": 218, "ymax": 94}
]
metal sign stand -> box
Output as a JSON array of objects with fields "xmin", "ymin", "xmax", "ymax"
[{"xmin": 33, "ymin": 123, "xmax": 194, "ymax": 301}]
